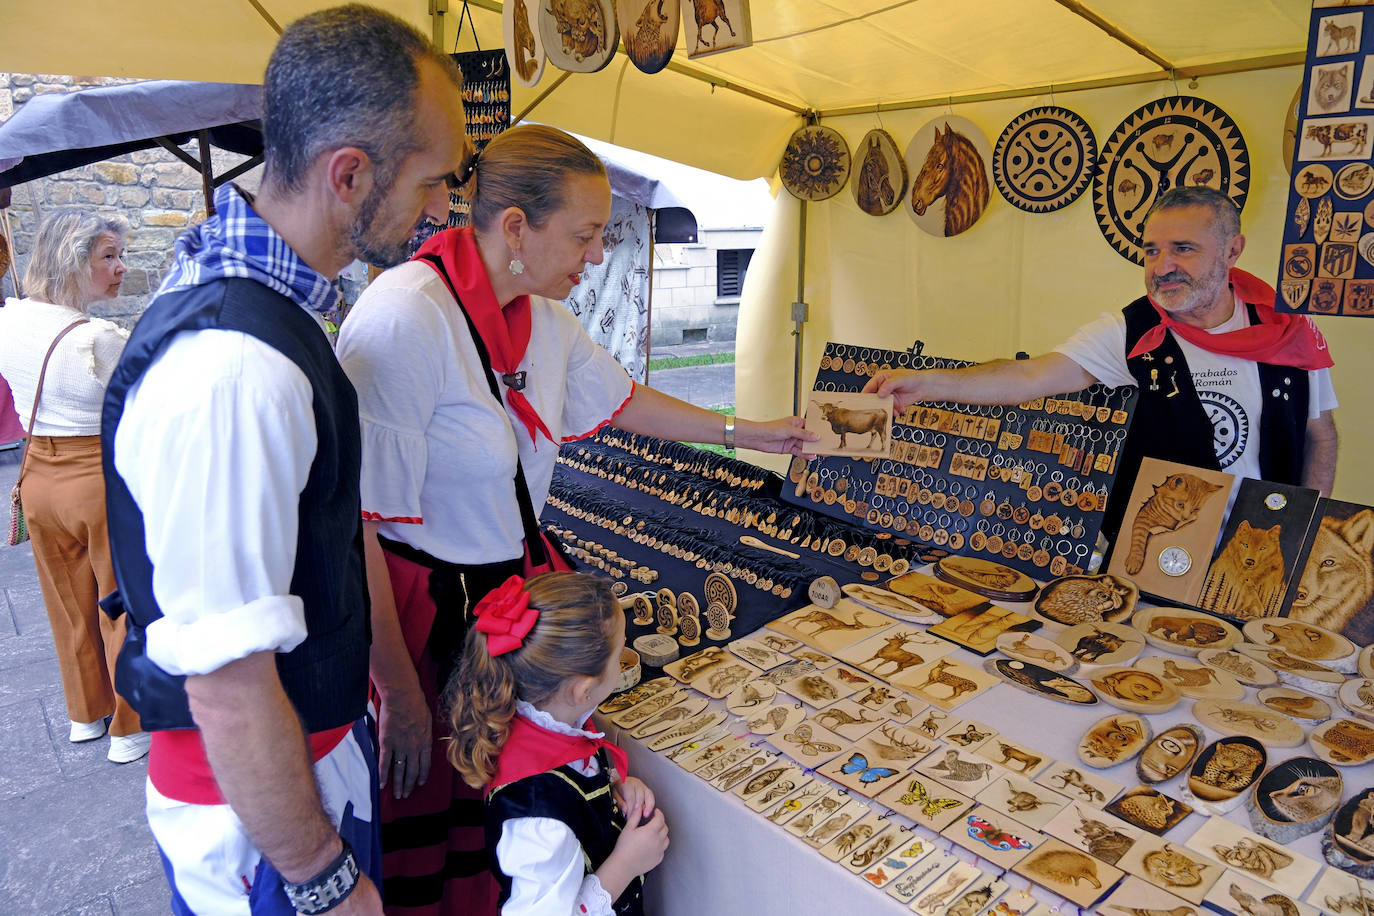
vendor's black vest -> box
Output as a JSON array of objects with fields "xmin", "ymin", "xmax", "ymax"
[
  {"xmin": 100, "ymin": 277, "xmax": 369, "ymax": 732},
  {"xmin": 1105, "ymin": 296, "xmax": 1309, "ymax": 540},
  {"xmin": 486, "ymin": 751, "xmax": 645, "ymax": 916}
]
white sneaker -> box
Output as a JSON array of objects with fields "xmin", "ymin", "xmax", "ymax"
[
  {"xmin": 69, "ymin": 719, "xmax": 108, "ymax": 743},
  {"xmin": 108, "ymin": 731, "xmax": 151, "ymax": 764}
]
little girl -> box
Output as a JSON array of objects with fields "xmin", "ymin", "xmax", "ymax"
[{"xmin": 449, "ymin": 572, "xmax": 669, "ymax": 915}]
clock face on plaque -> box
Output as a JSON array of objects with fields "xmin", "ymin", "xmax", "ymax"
[
  {"xmin": 993, "ymin": 106, "xmax": 1098, "ymax": 213},
  {"xmin": 1093, "ymin": 96, "xmax": 1250, "ymax": 264},
  {"xmin": 1158, "ymin": 546, "xmax": 1192, "ymax": 577}
]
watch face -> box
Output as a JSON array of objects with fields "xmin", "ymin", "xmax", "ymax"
[{"xmin": 1158, "ymin": 546, "xmax": 1192, "ymax": 577}]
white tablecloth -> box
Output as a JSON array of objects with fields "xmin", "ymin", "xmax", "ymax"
[{"xmin": 599, "ymin": 605, "xmax": 1346, "ymax": 916}]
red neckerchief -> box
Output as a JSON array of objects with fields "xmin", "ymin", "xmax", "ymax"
[
  {"xmin": 487, "ymin": 712, "xmax": 629, "ymax": 795},
  {"xmin": 415, "ymin": 227, "xmax": 554, "ymax": 447},
  {"xmin": 1127, "ymin": 268, "xmax": 1333, "ymax": 370}
]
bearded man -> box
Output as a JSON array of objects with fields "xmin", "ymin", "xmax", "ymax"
[{"xmin": 867, "ymin": 186, "xmax": 1338, "ymax": 537}]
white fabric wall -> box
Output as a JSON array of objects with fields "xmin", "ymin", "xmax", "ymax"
[{"xmin": 562, "ymin": 196, "xmax": 652, "ymax": 382}]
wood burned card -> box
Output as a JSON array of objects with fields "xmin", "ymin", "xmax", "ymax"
[
  {"xmin": 940, "ymin": 805, "xmax": 1042, "ymax": 868},
  {"xmin": 1283, "ymin": 497, "xmax": 1374, "ymax": 647},
  {"xmin": 766, "ymin": 599, "xmax": 897, "ymax": 653},
  {"xmin": 927, "ymin": 605, "xmax": 1039, "ymax": 655},
  {"xmin": 1198, "ymin": 477, "xmax": 1321, "ymax": 617},
  {"xmin": 803, "ymin": 391, "xmax": 894, "ymax": 458},
  {"xmin": 890, "ymin": 656, "xmax": 999, "ymax": 710},
  {"xmin": 877, "ymin": 773, "xmax": 975, "ymax": 830},
  {"xmin": 1106, "ymin": 458, "xmax": 1233, "ymax": 604}
]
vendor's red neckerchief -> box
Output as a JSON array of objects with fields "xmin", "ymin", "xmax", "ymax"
[
  {"xmin": 415, "ymin": 227, "xmax": 554, "ymax": 447},
  {"xmin": 487, "ymin": 713, "xmax": 629, "ymax": 795},
  {"xmin": 1127, "ymin": 268, "xmax": 1333, "ymax": 370}
]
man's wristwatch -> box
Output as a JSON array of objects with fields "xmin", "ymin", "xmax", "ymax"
[{"xmin": 281, "ymin": 838, "xmax": 360, "ymax": 914}]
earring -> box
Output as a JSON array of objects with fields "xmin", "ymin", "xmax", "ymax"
[{"xmin": 508, "ymin": 256, "xmax": 525, "ymax": 276}]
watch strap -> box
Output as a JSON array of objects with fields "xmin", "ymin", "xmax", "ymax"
[{"xmin": 281, "ymin": 837, "xmax": 360, "ymax": 914}]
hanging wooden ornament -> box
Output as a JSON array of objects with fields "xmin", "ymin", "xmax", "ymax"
[
  {"xmin": 1093, "ymin": 96, "xmax": 1250, "ymax": 264},
  {"xmin": 617, "ymin": 0, "xmax": 679, "ymax": 74},
  {"xmin": 993, "ymin": 106, "xmax": 1097, "ymax": 213},
  {"xmin": 780, "ymin": 125, "xmax": 852, "ymax": 202},
  {"xmin": 503, "ymin": 0, "xmax": 547, "ymax": 88},
  {"xmin": 538, "ymin": 0, "xmax": 619, "ymax": 73},
  {"xmin": 679, "ymin": 0, "xmax": 751, "ymax": 59},
  {"xmin": 850, "ymin": 128, "xmax": 908, "ymax": 216},
  {"xmin": 905, "ymin": 116, "xmax": 993, "ymax": 237}
]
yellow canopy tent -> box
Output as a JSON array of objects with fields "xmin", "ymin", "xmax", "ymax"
[{"xmin": 7, "ymin": 1, "xmax": 1371, "ymax": 502}]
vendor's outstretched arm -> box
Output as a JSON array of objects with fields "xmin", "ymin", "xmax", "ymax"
[
  {"xmin": 612, "ymin": 384, "xmax": 818, "ymax": 454},
  {"xmin": 864, "ymin": 353, "xmax": 1098, "ymax": 411},
  {"xmin": 1303, "ymin": 410, "xmax": 1338, "ymax": 496}
]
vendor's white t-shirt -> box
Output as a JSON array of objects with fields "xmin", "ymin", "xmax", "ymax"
[
  {"xmin": 337, "ymin": 261, "xmax": 634, "ymax": 566},
  {"xmin": 1054, "ymin": 292, "xmax": 1337, "ymax": 483}
]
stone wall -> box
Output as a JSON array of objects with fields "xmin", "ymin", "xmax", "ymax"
[
  {"xmin": 648, "ymin": 227, "xmax": 760, "ymax": 348},
  {"xmin": 0, "ymin": 73, "xmax": 261, "ymax": 326}
]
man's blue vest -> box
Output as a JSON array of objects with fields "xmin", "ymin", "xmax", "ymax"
[{"xmin": 100, "ymin": 277, "xmax": 369, "ymax": 732}]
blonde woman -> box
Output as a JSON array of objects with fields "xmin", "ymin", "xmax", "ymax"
[{"xmin": 0, "ymin": 209, "xmax": 147, "ymax": 762}]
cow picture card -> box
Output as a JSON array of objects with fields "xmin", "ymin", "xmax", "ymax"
[{"xmin": 803, "ymin": 390, "xmax": 895, "ymax": 458}]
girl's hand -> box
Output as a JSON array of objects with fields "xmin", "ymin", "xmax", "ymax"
[
  {"xmin": 611, "ymin": 803, "xmax": 669, "ymax": 876},
  {"xmin": 614, "ymin": 777, "xmax": 654, "ymax": 819}
]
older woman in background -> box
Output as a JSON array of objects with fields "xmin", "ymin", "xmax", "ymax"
[{"xmin": 0, "ymin": 209, "xmax": 147, "ymax": 763}]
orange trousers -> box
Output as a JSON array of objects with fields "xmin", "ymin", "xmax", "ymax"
[{"xmin": 21, "ymin": 435, "xmax": 140, "ymax": 736}]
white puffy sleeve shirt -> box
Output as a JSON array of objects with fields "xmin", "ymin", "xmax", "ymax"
[{"xmin": 336, "ymin": 261, "xmax": 633, "ymax": 565}]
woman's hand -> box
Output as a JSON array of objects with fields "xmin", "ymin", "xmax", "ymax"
[
  {"xmin": 735, "ymin": 416, "xmax": 818, "ymax": 456},
  {"xmin": 376, "ymin": 680, "xmax": 433, "ymax": 799}
]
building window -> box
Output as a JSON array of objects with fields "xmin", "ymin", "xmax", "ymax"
[{"xmin": 717, "ymin": 249, "xmax": 753, "ymax": 298}]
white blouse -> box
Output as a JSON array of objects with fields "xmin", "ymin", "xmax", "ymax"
[
  {"xmin": 0, "ymin": 297, "xmax": 129, "ymax": 435},
  {"xmin": 495, "ymin": 702, "xmax": 617, "ymax": 916},
  {"xmin": 336, "ymin": 260, "xmax": 633, "ymax": 565}
]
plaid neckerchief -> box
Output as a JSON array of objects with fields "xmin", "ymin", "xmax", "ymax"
[{"xmin": 157, "ymin": 183, "xmax": 339, "ymax": 317}]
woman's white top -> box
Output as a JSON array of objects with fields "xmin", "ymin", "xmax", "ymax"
[
  {"xmin": 336, "ymin": 260, "xmax": 633, "ymax": 565},
  {"xmin": 0, "ymin": 297, "xmax": 129, "ymax": 435},
  {"xmin": 496, "ymin": 702, "xmax": 616, "ymax": 916}
]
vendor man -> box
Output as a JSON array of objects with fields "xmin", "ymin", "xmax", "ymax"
[{"xmin": 866, "ymin": 186, "xmax": 1338, "ymax": 538}]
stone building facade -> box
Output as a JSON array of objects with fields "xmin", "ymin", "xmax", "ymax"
[
  {"xmin": 0, "ymin": 73, "xmax": 260, "ymax": 325},
  {"xmin": 649, "ymin": 226, "xmax": 760, "ymax": 348}
]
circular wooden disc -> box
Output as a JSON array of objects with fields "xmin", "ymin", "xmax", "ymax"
[
  {"xmin": 1192, "ymin": 699, "xmax": 1305, "ymax": 748},
  {"xmin": 1242, "ymin": 618, "xmax": 1357, "ymax": 669},
  {"xmin": 993, "ymin": 106, "xmax": 1097, "ymax": 213},
  {"xmin": 780, "ymin": 125, "xmax": 852, "ymax": 202},
  {"xmin": 935, "ymin": 556, "xmax": 1038, "ymax": 600},
  {"xmin": 1137, "ymin": 723, "xmax": 1203, "ymax": 784},
  {"xmin": 1198, "ymin": 648, "xmax": 1279, "ymax": 687},
  {"xmin": 984, "ymin": 658, "xmax": 1097, "ymax": 706},
  {"xmin": 1337, "ymin": 161, "xmax": 1374, "ymax": 200},
  {"xmin": 504, "ymin": 0, "xmax": 548, "ymax": 87},
  {"xmin": 538, "ymin": 0, "xmax": 619, "ymax": 73},
  {"xmin": 1249, "ymin": 756, "xmax": 1341, "ymax": 840},
  {"xmin": 1310, "ymin": 717, "xmax": 1374, "ymax": 766},
  {"xmin": 1136, "ymin": 656, "xmax": 1244, "ymax": 701},
  {"xmin": 1186, "ymin": 736, "xmax": 1265, "ymax": 813},
  {"xmin": 1132, "ymin": 607, "xmax": 1241, "ymax": 657},
  {"xmin": 703, "ymin": 572, "xmax": 737, "ymax": 613},
  {"xmin": 1093, "ymin": 95, "xmax": 1250, "ymax": 264},
  {"xmin": 1087, "ymin": 665, "xmax": 1182, "ymax": 714},
  {"xmin": 1295, "ymin": 163, "xmax": 1333, "ymax": 199},
  {"xmin": 1283, "ymin": 84, "xmax": 1301, "ymax": 174},
  {"xmin": 1078, "ymin": 712, "xmax": 1151, "ymax": 769},
  {"xmin": 904, "ymin": 116, "xmax": 993, "ymax": 237},
  {"xmin": 1257, "ymin": 687, "xmax": 1333, "ymax": 722},
  {"xmin": 1325, "ymin": 788, "xmax": 1374, "ymax": 877},
  {"xmin": 1056, "ymin": 622, "xmax": 1145, "ymax": 667},
  {"xmin": 615, "ymin": 0, "xmax": 678, "ymax": 74},
  {"xmin": 995, "ymin": 631, "xmax": 1077, "ymax": 673},
  {"xmin": 1234, "ymin": 644, "xmax": 1345, "ymax": 696},
  {"xmin": 1337, "ymin": 678, "xmax": 1374, "ymax": 722},
  {"xmin": 849, "ymin": 128, "xmax": 908, "ymax": 216},
  {"xmin": 1032, "ymin": 573, "xmax": 1137, "ymax": 625}
]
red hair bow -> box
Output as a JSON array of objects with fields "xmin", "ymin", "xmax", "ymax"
[{"xmin": 473, "ymin": 576, "xmax": 539, "ymax": 657}]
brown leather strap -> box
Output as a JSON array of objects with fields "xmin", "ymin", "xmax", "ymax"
[{"xmin": 13, "ymin": 318, "xmax": 89, "ymax": 493}]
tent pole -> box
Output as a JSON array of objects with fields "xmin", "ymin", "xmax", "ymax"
[
  {"xmin": 791, "ymin": 199, "xmax": 808, "ymax": 417},
  {"xmin": 645, "ymin": 210, "xmax": 655, "ymax": 387},
  {"xmin": 196, "ymin": 131, "xmax": 216, "ymax": 217}
]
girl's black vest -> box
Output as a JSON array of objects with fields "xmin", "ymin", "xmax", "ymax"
[
  {"xmin": 99, "ymin": 277, "xmax": 370, "ymax": 732},
  {"xmin": 486, "ymin": 749, "xmax": 645, "ymax": 916},
  {"xmin": 1106, "ymin": 296, "xmax": 1309, "ymax": 541}
]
